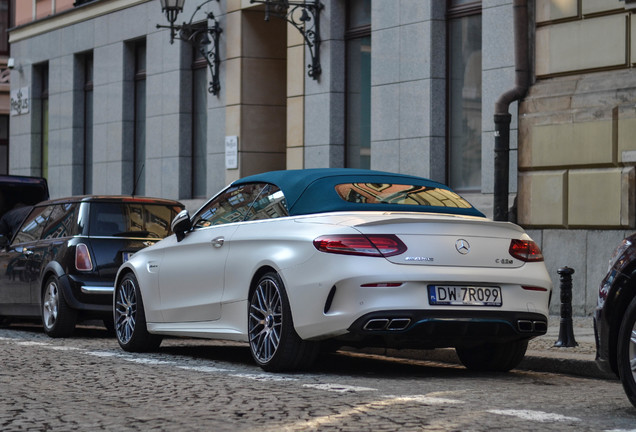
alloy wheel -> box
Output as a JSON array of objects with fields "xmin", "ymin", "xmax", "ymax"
[
  {"xmin": 115, "ymin": 277, "xmax": 137, "ymax": 345},
  {"xmin": 42, "ymin": 280, "xmax": 59, "ymax": 330},
  {"xmin": 248, "ymin": 277, "xmax": 283, "ymax": 363}
]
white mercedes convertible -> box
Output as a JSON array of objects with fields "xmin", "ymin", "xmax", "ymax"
[{"xmin": 113, "ymin": 168, "xmax": 552, "ymax": 371}]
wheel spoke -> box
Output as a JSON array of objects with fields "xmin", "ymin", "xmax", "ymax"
[
  {"xmin": 248, "ymin": 277, "xmax": 284, "ymax": 363},
  {"xmin": 42, "ymin": 283, "xmax": 59, "ymax": 329},
  {"xmin": 115, "ymin": 278, "xmax": 138, "ymax": 344}
]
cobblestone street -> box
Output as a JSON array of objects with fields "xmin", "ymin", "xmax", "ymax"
[{"xmin": 1, "ymin": 324, "xmax": 634, "ymax": 431}]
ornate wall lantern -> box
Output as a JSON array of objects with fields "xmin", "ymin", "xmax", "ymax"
[
  {"xmin": 249, "ymin": 0, "xmax": 324, "ymax": 80},
  {"xmin": 158, "ymin": 0, "xmax": 223, "ymax": 95}
]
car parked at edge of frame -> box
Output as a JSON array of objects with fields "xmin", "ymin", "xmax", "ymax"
[
  {"xmin": 0, "ymin": 174, "xmax": 50, "ymax": 238},
  {"xmin": 114, "ymin": 168, "xmax": 553, "ymax": 372},
  {"xmin": 0, "ymin": 195, "xmax": 184, "ymax": 337},
  {"xmin": 595, "ymin": 234, "xmax": 636, "ymax": 408}
]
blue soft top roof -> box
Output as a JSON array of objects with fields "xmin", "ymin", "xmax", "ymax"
[{"xmin": 234, "ymin": 168, "xmax": 485, "ymax": 218}]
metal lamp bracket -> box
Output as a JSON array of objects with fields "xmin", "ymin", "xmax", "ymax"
[
  {"xmin": 249, "ymin": 0, "xmax": 324, "ymax": 80},
  {"xmin": 157, "ymin": 0, "xmax": 223, "ymax": 95}
]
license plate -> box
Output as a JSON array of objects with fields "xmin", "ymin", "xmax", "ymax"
[
  {"xmin": 428, "ymin": 285, "xmax": 502, "ymax": 306},
  {"xmin": 122, "ymin": 252, "xmax": 134, "ymax": 262}
]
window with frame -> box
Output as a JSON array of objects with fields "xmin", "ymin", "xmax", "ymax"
[
  {"xmin": 0, "ymin": 115, "xmax": 8, "ymax": 174},
  {"xmin": 0, "ymin": 0, "xmax": 9, "ymax": 55},
  {"xmin": 192, "ymin": 29, "xmax": 208, "ymax": 198},
  {"xmin": 345, "ymin": 0, "xmax": 371, "ymax": 169},
  {"xmin": 13, "ymin": 205, "xmax": 52, "ymax": 244},
  {"xmin": 35, "ymin": 63, "xmax": 49, "ymax": 181},
  {"xmin": 42, "ymin": 204, "xmax": 78, "ymax": 239},
  {"xmin": 447, "ymin": 0, "xmax": 482, "ymax": 191},
  {"xmin": 88, "ymin": 202, "xmax": 180, "ymax": 238},
  {"xmin": 192, "ymin": 183, "xmax": 288, "ymax": 228},
  {"xmin": 133, "ymin": 40, "xmax": 146, "ymax": 195},
  {"xmin": 82, "ymin": 53, "xmax": 94, "ymax": 194}
]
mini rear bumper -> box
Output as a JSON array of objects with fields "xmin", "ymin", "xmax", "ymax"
[{"xmin": 60, "ymin": 274, "xmax": 113, "ymax": 313}]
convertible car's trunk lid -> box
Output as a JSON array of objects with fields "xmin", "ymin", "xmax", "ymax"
[{"xmin": 349, "ymin": 213, "xmax": 527, "ymax": 269}]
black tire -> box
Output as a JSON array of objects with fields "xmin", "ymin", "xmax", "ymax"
[
  {"xmin": 41, "ymin": 275, "xmax": 77, "ymax": 338},
  {"xmin": 456, "ymin": 339, "xmax": 528, "ymax": 372},
  {"xmin": 617, "ymin": 296, "xmax": 636, "ymax": 408},
  {"xmin": 114, "ymin": 273, "xmax": 162, "ymax": 352},
  {"xmin": 248, "ymin": 272, "xmax": 319, "ymax": 372}
]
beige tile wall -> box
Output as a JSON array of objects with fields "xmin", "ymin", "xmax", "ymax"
[
  {"xmin": 520, "ymin": 114, "xmax": 636, "ymax": 228},
  {"xmin": 536, "ymin": 14, "xmax": 627, "ymax": 76},
  {"xmin": 521, "ymin": 3, "xmax": 636, "ymax": 228}
]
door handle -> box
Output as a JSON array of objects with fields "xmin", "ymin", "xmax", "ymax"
[{"xmin": 211, "ymin": 237, "xmax": 225, "ymax": 248}]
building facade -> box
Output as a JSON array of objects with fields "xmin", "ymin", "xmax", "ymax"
[
  {"xmin": 0, "ymin": 0, "xmax": 12, "ymax": 174},
  {"xmin": 7, "ymin": 0, "xmax": 635, "ymax": 315}
]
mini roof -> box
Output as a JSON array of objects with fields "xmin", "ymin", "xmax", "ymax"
[{"xmin": 233, "ymin": 168, "xmax": 485, "ymax": 218}]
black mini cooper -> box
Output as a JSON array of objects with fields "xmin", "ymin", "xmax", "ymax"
[{"xmin": 0, "ymin": 195, "xmax": 183, "ymax": 337}]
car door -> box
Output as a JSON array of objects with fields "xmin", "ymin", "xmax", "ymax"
[
  {"xmin": 0, "ymin": 205, "xmax": 53, "ymax": 310},
  {"xmin": 157, "ymin": 184, "xmax": 268, "ymax": 323}
]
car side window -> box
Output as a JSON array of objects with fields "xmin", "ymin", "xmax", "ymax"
[
  {"xmin": 42, "ymin": 203, "xmax": 78, "ymax": 239},
  {"xmin": 243, "ymin": 184, "xmax": 288, "ymax": 221},
  {"xmin": 193, "ymin": 183, "xmax": 284, "ymax": 228},
  {"xmin": 13, "ymin": 205, "xmax": 54, "ymax": 244}
]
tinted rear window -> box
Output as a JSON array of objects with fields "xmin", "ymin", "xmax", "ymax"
[
  {"xmin": 88, "ymin": 202, "xmax": 181, "ymax": 238},
  {"xmin": 334, "ymin": 183, "xmax": 473, "ymax": 209}
]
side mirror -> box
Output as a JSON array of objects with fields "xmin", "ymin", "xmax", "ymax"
[{"xmin": 171, "ymin": 209, "xmax": 192, "ymax": 242}]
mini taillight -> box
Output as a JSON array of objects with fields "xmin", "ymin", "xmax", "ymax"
[
  {"xmin": 313, "ymin": 234, "xmax": 407, "ymax": 257},
  {"xmin": 75, "ymin": 243, "xmax": 93, "ymax": 271},
  {"xmin": 509, "ymin": 239, "xmax": 544, "ymax": 262}
]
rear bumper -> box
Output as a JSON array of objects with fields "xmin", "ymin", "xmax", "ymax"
[
  {"xmin": 340, "ymin": 309, "xmax": 548, "ymax": 349},
  {"xmin": 60, "ymin": 274, "xmax": 112, "ymax": 314}
]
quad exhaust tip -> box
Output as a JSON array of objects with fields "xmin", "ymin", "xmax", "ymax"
[{"xmin": 363, "ymin": 318, "xmax": 411, "ymax": 331}]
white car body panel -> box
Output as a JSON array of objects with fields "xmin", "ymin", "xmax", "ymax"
[{"xmin": 118, "ymin": 211, "xmax": 552, "ymax": 342}]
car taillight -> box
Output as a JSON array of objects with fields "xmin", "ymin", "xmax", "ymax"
[
  {"xmin": 313, "ymin": 234, "xmax": 407, "ymax": 257},
  {"xmin": 75, "ymin": 243, "xmax": 93, "ymax": 271},
  {"xmin": 509, "ymin": 239, "xmax": 544, "ymax": 262},
  {"xmin": 522, "ymin": 285, "xmax": 548, "ymax": 291}
]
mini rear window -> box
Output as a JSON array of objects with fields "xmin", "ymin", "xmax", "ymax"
[{"xmin": 334, "ymin": 183, "xmax": 473, "ymax": 209}]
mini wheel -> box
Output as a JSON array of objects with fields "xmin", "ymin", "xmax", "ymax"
[{"xmin": 42, "ymin": 275, "xmax": 77, "ymax": 338}]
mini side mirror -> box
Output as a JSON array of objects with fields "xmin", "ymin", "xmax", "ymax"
[{"xmin": 171, "ymin": 209, "xmax": 192, "ymax": 242}]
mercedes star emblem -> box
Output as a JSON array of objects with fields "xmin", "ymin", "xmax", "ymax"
[{"xmin": 455, "ymin": 239, "xmax": 470, "ymax": 255}]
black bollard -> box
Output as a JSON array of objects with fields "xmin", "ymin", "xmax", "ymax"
[{"xmin": 554, "ymin": 266, "xmax": 578, "ymax": 347}]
